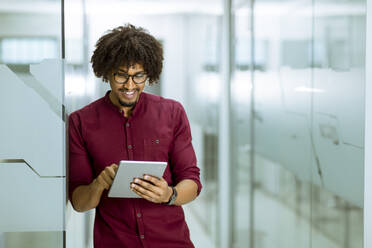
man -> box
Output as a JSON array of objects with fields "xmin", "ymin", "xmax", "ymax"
[{"xmin": 69, "ymin": 24, "xmax": 202, "ymax": 248}]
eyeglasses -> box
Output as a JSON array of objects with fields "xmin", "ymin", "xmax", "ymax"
[{"xmin": 112, "ymin": 72, "xmax": 148, "ymax": 85}]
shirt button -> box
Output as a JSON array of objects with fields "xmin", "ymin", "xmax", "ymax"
[
  {"xmin": 128, "ymin": 145, "xmax": 132, "ymax": 149},
  {"xmin": 126, "ymin": 123, "xmax": 130, "ymax": 127},
  {"xmin": 140, "ymin": 235, "xmax": 145, "ymax": 239},
  {"xmin": 137, "ymin": 213, "xmax": 141, "ymax": 218},
  {"xmin": 155, "ymin": 139, "xmax": 160, "ymax": 144}
]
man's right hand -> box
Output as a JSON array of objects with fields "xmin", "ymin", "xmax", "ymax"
[
  {"xmin": 95, "ymin": 164, "xmax": 118, "ymax": 190},
  {"xmin": 72, "ymin": 163, "xmax": 118, "ymax": 212}
]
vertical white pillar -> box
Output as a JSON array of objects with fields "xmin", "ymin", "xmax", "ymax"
[
  {"xmin": 218, "ymin": 0, "xmax": 233, "ymax": 247},
  {"xmin": 364, "ymin": 0, "xmax": 372, "ymax": 247}
]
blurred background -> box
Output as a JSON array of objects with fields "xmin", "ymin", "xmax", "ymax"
[{"xmin": 0, "ymin": 0, "xmax": 370, "ymax": 247}]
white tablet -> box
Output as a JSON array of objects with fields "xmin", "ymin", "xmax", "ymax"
[{"xmin": 108, "ymin": 160, "xmax": 167, "ymax": 198}]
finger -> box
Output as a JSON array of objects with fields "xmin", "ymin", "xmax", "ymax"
[
  {"xmin": 131, "ymin": 183, "xmax": 161, "ymax": 202},
  {"xmin": 97, "ymin": 176, "xmax": 110, "ymax": 190},
  {"xmin": 101, "ymin": 171, "xmax": 113, "ymax": 186},
  {"xmin": 134, "ymin": 178, "xmax": 162, "ymax": 195},
  {"xmin": 105, "ymin": 166, "xmax": 117, "ymax": 179},
  {"xmin": 132, "ymin": 186, "xmax": 162, "ymax": 203},
  {"xmin": 132, "ymin": 182, "xmax": 159, "ymax": 197},
  {"xmin": 143, "ymin": 175, "xmax": 163, "ymax": 187},
  {"xmin": 112, "ymin": 164, "xmax": 119, "ymax": 172},
  {"xmin": 132, "ymin": 187, "xmax": 156, "ymax": 203}
]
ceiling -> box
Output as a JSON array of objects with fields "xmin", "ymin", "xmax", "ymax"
[{"xmin": 0, "ymin": 0, "xmax": 222, "ymax": 15}]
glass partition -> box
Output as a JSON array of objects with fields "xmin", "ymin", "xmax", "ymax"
[
  {"xmin": 63, "ymin": 1, "xmax": 223, "ymax": 247},
  {"xmin": 231, "ymin": 1, "xmax": 255, "ymax": 246},
  {"xmin": 252, "ymin": 1, "xmax": 313, "ymax": 247},
  {"xmin": 0, "ymin": 0, "xmax": 65, "ymax": 247},
  {"xmin": 1, "ymin": 0, "xmax": 365, "ymax": 247},
  {"xmin": 232, "ymin": 0, "xmax": 366, "ymax": 247},
  {"xmin": 311, "ymin": 0, "xmax": 365, "ymax": 246},
  {"xmin": 184, "ymin": 13, "xmax": 222, "ymax": 247}
]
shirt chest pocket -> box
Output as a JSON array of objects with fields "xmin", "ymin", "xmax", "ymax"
[{"xmin": 143, "ymin": 137, "xmax": 172, "ymax": 162}]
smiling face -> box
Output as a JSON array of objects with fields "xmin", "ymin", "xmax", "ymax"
[{"xmin": 108, "ymin": 63, "xmax": 147, "ymax": 116}]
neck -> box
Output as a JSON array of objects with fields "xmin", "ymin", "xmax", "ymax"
[
  {"xmin": 109, "ymin": 91, "xmax": 134, "ymax": 118},
  {"xmin": 123, "ymin": 107, "xmax": 132, "ymax": 118}
]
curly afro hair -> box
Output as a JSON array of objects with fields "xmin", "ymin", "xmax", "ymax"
[{"xmin": 91, "ymin": 24, "xmax": 163, "ymax": 84}]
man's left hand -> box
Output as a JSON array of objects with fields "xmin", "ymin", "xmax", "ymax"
[{"xmin": 130, "ymin": 175, "xmax": 173, "ymax": 204}]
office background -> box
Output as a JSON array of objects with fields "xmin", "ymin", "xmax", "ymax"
[{"xmin": 0, "ymin": 0, "xmax": 370, "ymax": 247}]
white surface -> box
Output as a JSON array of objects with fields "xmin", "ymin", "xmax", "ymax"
[
  {"xmin": 0, "ymin": 163, "xmax": 64, "ymax": 232},
  {"xmin": 0, "ymin": 60, "xmax": 65, "ymax": 177},
  {"xmin": 253, "ymin": 67, "xmax": 365, "ymax": 207},
  {"xmin": 66, "ymin": 203, "xmax": 95, "ymax": 248},
  {"xmin": 184, "ymin": 204, "xmax": 216, "ymax": 248},
  {"xmin": 218, "ymin": 0, "xmax": 233, "ymax": 247},
  {"xmin": 364, "ymin": 0, "xmax": 372, "ymax": 247},
  {"xmin": 0, "ymin": 59, "xmax": 65, "ymax": 232}
]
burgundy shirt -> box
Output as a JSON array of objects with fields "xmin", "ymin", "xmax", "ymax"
[{"xmin": 68, "ymin": 91, "xmax": 202, "ymax": 248}]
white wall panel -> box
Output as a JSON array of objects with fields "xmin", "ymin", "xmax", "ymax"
[
  {"xmin": 0, "ymin": 59, "xmax": 65, "ymax": 232},
  {"xmin": 0, "ymin": 60, "xmax": 64, "ymax": 177},
  {"xmin": 364, "ymin": 0, "xmax": 372, "ymax": 247},
  {"xmin": 0, "ymin": 163, "xmax": 64, "ymax": 231}
]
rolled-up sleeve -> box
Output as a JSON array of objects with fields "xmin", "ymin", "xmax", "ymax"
[
  {"xmin": 169, "ymin": 103, "xmax": 202, "ymax": 195},
  {"xmin": 68, "ymin": 113, "xmax": 94, "ymax": 203}
]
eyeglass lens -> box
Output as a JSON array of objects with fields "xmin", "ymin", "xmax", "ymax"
[{"xmin": 114, "ymin": 73, "xmax": 147, "ymax": 84}]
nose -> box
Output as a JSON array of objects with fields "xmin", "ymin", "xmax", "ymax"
[{"xmin": 124, "ymin": 76, "xmax": 136, "ymax": 89}]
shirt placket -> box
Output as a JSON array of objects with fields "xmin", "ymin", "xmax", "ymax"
[
  {"xmin": 134, "ymin": 200, "xmax": 147, "ymax": 247},
  {"xmin": 124, "ymin": 119, "xmax": 134, "ymax": 160},
  {"xmin": 124, "ymin": 119, "xmax": 147, "ymax": 247}
]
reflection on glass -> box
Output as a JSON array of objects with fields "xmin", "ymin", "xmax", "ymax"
[
  {"xmin": 232, "ymin": 0, "xmax": 365, "ymax": 247},
  {"xmin": 0, "ymin": 38, "xmax": 58, "ymax": 64},
  {"xmin": 186, "ymin": 15, "xmax": 222, "ymax": 247},
  {"xmin": 311, "ymin": 0, "xmax": 365, "ymax": 247},
  {"xmin": 1, "ymin": 232, "xmax": 63, "ymax": 248},
  {"xmin": 231, "ymin": 3, "xmax": 254, "ymax": 247}
]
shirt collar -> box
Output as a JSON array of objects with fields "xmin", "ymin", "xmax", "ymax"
[{"xmin": 104, "ymin": 90, "xmax": 146, "ymax": 118}]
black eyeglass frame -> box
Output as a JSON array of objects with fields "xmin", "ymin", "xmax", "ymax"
[{"xmin": 112, "ymin": 72, "xmax": 148, "ymax": 85}]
